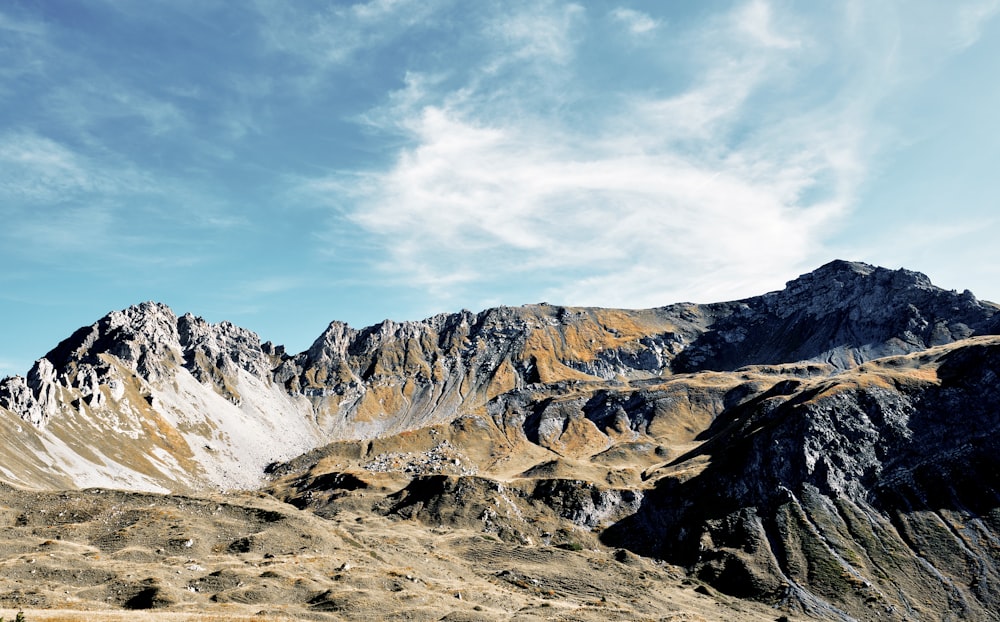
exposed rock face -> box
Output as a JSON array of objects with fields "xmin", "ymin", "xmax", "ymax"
[
  {"xmin": 2, "ymin": 260, "xmax": 1000, "ymax": 620},
  {"xmin": 674, "ymin": 260, "xmax": 996, "ymax": 371},
  {"xmin": 597, "ymin": 337, "xmax": 1000, "ymax": 619},
  {"xmin": 1, "ymin": 261, "xmax": 997, "ymax": 492},
  {"xmin": 0, "ymin": 302, "xmax": 319, "ymax": 491},
  {"xmin": 268, "ymin": 338, "xmax": 1000, "ymax": 620}
]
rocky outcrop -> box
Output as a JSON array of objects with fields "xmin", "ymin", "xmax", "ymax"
[
  {"xmin": 673, "ymin": 260, "xmax": 997, "ymax": 371},
  {"xmin": 598, "ymin": 336, "xmax": 1000, "ymax": 619},
  {"xmin": 2, "ymin": 260, "xmax": 1000, "ymax": 619},
  {"xmin": 266, "ymin": 333, "xmax": 1000, "ymax": 619},
  {"xmin": 0, "ymin": 259, "xmax": 996, "ymax": 514},
  {"xmin": 0, "ymin": 302, "xmax": 320, "ymax": 491}
]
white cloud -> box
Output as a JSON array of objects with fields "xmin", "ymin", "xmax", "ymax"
[
  {"xmin": 625, "ymin": 62, "xmax": 761, "ymax": 144},
  {"xmin": 611, "ymin": 8, "xmax": 660, "ymax": 35},
  {"xmin": 734, "ymin": 0, "xmax": 800, "ymax": 49},
  {"xmin": 296, "ymin": 3, "xmax": 844, "ymax": 304},
  {"xmin": 336, "ymin": 100, "xmax": 840, "ymax": 305},
  {"xmin": 253, "ymin": 0, "xmax": 448, "ymax": 74},
  {"xmin": 0, "ymin": 132, "xmax": 140, "ymax": 203},
  {"xmin": 954, "ymin": 0, "xmax": 1000, "ymax": 49},
  {"xmin": 294, "ymin": 0, "xmax": 998, "ymax": 309},
  {"xmin": 489, "ymin": 2, "xmax": 584, "ymax": 65},
  {"xmin": 291, "ymin": 2, "xmax": 858, "ymax": 306}
]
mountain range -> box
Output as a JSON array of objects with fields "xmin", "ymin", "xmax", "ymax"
[{"xmin": 2, "ymin": 259, "xmax": 999, "ymax": 621}]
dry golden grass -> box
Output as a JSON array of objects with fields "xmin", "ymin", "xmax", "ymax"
[
  {"xmin": 0, "ymin": 483, "xmax": 791, "ymax": 622},
  {"xmin": 2, "ymin": 611, "xmax": 299, "ymax": 622}
]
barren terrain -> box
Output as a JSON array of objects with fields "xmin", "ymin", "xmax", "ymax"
[
  {"xmin": 0, "ymin": 482, "xmax": 788, "ymax": 621},
  {"xmin": 2, "ymin": 261, "xmax": 1000, "ymax": 620}
]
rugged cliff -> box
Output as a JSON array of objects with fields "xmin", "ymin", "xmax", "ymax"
[
  {"xmin": 2, "ymin": 260, "xmax": 1000, "ymax": 620},
  {"xmin": 2, "ymin": 260, "xmax": 994, "ymax": 492}
]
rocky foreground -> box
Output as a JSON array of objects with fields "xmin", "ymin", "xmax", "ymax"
[{"xmin": 2, "ymin": 260, "xmax": 1000, "ymax": 621}]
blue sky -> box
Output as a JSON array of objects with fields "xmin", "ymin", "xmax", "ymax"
[{"xmin": 2, "ymin": 0, "xmax": 1000, "ymax": 377}]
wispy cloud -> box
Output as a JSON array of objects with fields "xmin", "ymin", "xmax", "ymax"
[
  {"xmin": 0, "ymin": 9, "xmax": 45, "ymax": 36},
  {"xmin": 610, "ymin": 8, "xmax": 660, "ymax": 35},
  {"xmin": 0, "ymin": 129, "xmax": 242, "ymax": 271},
  {"xmin": 253, "ymin": 0, "xmax": 450, "ymax": 77},
  {"xmin": 0, "ymin": 5, "xmax": 259, "ymax": 255},
  {"xmin": 0, "ymin": 131, "xmax": 146, "ymax": 204},
  {"xmin": 235, "ymin": 276, "xmax": 311, "ymax": 296},
  {"xmin": 734, "ymin": 0, "xmax": 801, "ymax": 49},
  {"xmin": 297, "ymin": 1, "xmax": 864, "ymax": 306},
  {"xmin": 303, "ymin": 0, "xmax": 1000, "ymax": 309},
  {"xmin": 488, "ymin": 2, "xmax": 584, "ymax": 66},
  {"xmin": 0, "ymin": 7, "xmax": 49, "ymax": 86},
  {"xmin": 0, "ymin": 199, "xmax": 213, "ymax": 272},
  {"xmin": 44, "ymin": 79, "xmax": 188, "ymax": 138},
  {"xmin": 2, "ymin": 3, "xmax": 260, "ymax": 159},
  {"xmin": 341, "ymin": 102, "xmax": 839, "ymax": 305},
  {"xmin": 5, "ymin": 204, "xmax": 117, "ymax": 254},
  {"xmin": 953, "ymin": 0, "xmax": 1000, "ymax": 49}
]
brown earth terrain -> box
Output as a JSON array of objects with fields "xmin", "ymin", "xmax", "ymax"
[
  {"xmin": 0, "ymin": 482, "xmax": 789, "ymax": 622},
  {"xmin": 2, "ymin": 261, "xmax": 1000, "ymax": 621}
]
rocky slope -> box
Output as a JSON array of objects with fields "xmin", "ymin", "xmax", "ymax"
[
  {"xmin": 1, "ymin": 260, "xmax": 994, "ymax": 493},
  {"xmin": 0, "ymin": 304, "xmax": 321, "ymax": 491},
  {"xmin": 600, "ymin": 336, "xmax": 1000, "ymax": 619},
  {"xmin": 0, "ymin": 481, "xmax": 787, "ymax": 622},
  {"xmin": 260, "ymin": 336, "xmax": 1000, "ymax": 621},
  {"xmin": 2, "ymin": 259, "xmax": 1000, "ymax": 620}
]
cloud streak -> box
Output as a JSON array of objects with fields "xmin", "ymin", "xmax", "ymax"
[
  {"xmin": 299, "ymin": 1, "xmax": 858, "ymax": 306},
  {"xmin": 610, "ymin": 8, "xmax": 660, "ymax": 35},
  {"xmin": 0, "ymin": 129, "xmax": 244, "ymax": 273},
  {"xmin": 253, "ymin": 0, "xmax": 451, "ymax": 79},
  {"xmin": 289, "ymin": 0, "xmax": 1000, "ymax": 310},
  {"xmin": 0, "ymin": 131, "xmax": 147, "ymax": 204}
]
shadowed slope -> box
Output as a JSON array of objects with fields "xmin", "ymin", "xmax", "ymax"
[
  {"xmin": 2, "ymin": 261, "xmax": 1000, "ymax": 620},
  {"xmin": 2, "ymin": 261, "xmax": 996, "ymax": 493},
  {"xmin": 601, "ymin": 337, "xmax": 1000, "ymax": 620}
]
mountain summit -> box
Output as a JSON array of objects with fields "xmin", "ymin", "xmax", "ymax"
[
  {"xmin": 0, "ymin": 261, "xmax": 996, "ymax": 492},
  {"xmin": 1, "ymin": 261, "xmax": 1000, "ymax": 620}
]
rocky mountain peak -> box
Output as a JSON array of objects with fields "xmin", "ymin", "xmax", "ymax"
[
  {"xmin": 772, "ymin": 260, "xmax": 937, "ymax": 315},
  {"xmin": 3, "ymin": 261, "xmax": 1000, "ymax": 620},
  {"xmin": 672, "ymin": 261, "xmax": 998, "ymax": 372},
  {"xmin": 177, "ymin": 312, "xmax": 274, "ymax": 381},
  {"xmin": 812, "ymin": 258, "xmax": 876, "ymax": 275},
  {"xmin": 305, "ymin": 321, "xmax": 356, "ymax": 362},
  {"xmin": 0, "ymin": 302, "xmax": 183, "ymax": 427},
  {"xmin": 1, "ymin": 260, "xmax": 997, "ymax": 489},
  {"xmin": 42, "ymin": 301, "xmax": 181, "ymax": 373}
]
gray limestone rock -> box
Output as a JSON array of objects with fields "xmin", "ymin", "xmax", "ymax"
[{"xmin": 1, "ymin": 260, "xmax": 999, "ymax": 620}]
